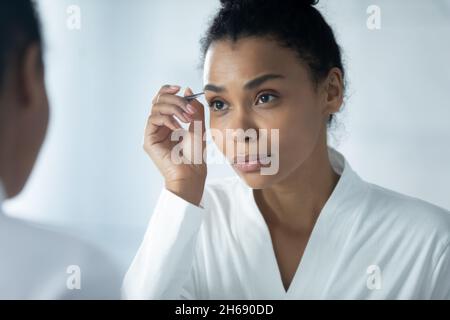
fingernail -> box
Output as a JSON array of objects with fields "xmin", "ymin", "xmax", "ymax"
[
  {"xmin": 183, "ymin": 112, "xmax": 193, "ymax": 122},
  {"xmin": 186, "ymin": 104, "xmax": 196, "ymax": 114},
  {"xmin": 170, "ymin": 85, "xmax": 180, "ymax": 90}
]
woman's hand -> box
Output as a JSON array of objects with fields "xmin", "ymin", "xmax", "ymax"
[{"xmin": 144, "ymin": 85, "xmax": 207, "ymax": 206}]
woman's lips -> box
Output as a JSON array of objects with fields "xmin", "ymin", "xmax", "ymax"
[{"xmin": 231, "ymin": 155, "xmax": 271, "ymax": 173}]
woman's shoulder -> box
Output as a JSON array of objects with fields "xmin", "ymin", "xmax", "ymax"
[{"xmin": 363, "ymin": 181, "xmax": 450, "ymax": 244}]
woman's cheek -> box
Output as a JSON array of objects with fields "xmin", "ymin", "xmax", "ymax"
[{"xmin": 274, "ymin": 106, "xmax": 314, "ymax": 158}]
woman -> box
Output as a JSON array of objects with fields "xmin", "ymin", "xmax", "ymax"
[
  {"xmin": 0, "ymin": 0, "xmax": 120, "ymax": 299},
  {"xmin": 123, "ymin": 0, "xmax": 450, "ymax": 299}
]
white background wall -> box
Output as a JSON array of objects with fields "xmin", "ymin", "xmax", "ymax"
[{"xmin": 3, "ymin": 0, "xmax": 450, "ymax": 276}]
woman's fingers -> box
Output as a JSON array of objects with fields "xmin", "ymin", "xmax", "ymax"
[
  {"xmin": 148, "ymin": 113, "xmax": 182, "ymax": 133},
  {"xmin": 156, "ymin": 93, "xmax": 196, "ymax": 115},
  {"xmin": 184, "ymin": 87, "xmax": 206, "ymax": 133},
  {"xmin": 152, "ymin": 103, "xmax": 193, "ymax": 123},
  {"xmin": 146, "ymin": 84, "xmax": 202, "ymax": 145},
  {"xmin": 152, "ymin": 85, "xmax": 181, "ymax": 105}
]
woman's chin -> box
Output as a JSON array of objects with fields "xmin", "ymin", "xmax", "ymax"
[{"xmin": 234, "ymin": 169, "xmax": 280, "ymax": 190}]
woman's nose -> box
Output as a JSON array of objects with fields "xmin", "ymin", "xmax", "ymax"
[{"xmin": 228, "ymin": 111, "xmax": 259, "ymax": 142}]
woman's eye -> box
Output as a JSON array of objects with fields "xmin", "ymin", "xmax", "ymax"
[
  {"xmin": 256, "ymin": 93, "xmax": 277, "ymax": 105},
  {"xmin": 209, "ymin": 100, "xmax": 228, "ymax": 111}
]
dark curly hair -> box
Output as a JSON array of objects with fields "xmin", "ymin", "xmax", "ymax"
[
  {"xmin": 0, "ymin": 0, "xmax": 42, "ymax": 90},
  {"xmin": 200, "ymin": 0, "xmax": 345, "ymax": 125}
]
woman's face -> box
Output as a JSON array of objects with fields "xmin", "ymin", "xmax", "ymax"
[{"xmin": 203, "ymin": 36, "xmax": 340, "ymax": 189}]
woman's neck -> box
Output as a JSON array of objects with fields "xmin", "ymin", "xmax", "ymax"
[{"xmin": 255, "ymin": 142, "xmax": 340, "ymax": 232}]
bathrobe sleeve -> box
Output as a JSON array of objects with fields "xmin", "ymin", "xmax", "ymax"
[{"xmin": 122, "ymin": 188, "xmax": 205, "ymax": 300}]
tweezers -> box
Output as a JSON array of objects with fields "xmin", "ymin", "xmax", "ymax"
[{"xmin": 184, "ymin": 92, "xmax": 205, "ymax": 101}]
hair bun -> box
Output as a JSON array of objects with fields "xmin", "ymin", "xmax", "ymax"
[{"xmin": 220, "ymin": 0, "xmax": 319, "ymax": 9}]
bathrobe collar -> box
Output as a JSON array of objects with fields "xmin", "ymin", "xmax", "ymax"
[{"xmin": 236, "ymin": 146, "xmax": 370, "ymax": 299}]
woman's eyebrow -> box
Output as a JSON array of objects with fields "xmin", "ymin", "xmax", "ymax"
[
  {"xmin": 244, "ymin": 73, "xmax": 284, "ymax": 90},
  {"xmin": 203, "ymin": 83, "xmax": 225, "ymax": 93},
  {"xmin": 203, "ymin": 73, "xmax": 284, "ymax": 93}
]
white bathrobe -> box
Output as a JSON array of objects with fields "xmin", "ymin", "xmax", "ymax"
[
  {"xmin": 0, "ymin": 183, "xmax": 120, "ymax": 299},
  {"xmin": 123, "ymin": 147, "xmax": 450, "ymax": 299}
]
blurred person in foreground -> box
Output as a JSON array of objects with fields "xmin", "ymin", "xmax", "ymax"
[{"xmin": 0, "ymin": 0, "xmax": 120, "ymax": 299}]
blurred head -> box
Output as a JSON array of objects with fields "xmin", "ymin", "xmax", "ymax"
[
  {"xmin": 200, "ymin": 0, "xmax": 345, "ymax": 189},
  {"xmin": 0, "ymin": 0, "xmax": 49, "ymax": 198}
]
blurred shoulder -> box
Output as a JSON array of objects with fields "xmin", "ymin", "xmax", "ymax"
[{"xmin": 0, "ymin": 215, "xmax": 120, "ymax": 299}]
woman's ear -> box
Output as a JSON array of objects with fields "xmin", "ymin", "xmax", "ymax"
[
  {"xmin": 19, "ymin": 42, "xmax": 46, "ymax": 109},
  {"xmin": 321, "ymin": 67, "xmax": 344, "ymax": 119},
  {"xmin": 9, "ymin": 42, "xmax": 49, "ymax": 198}
]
